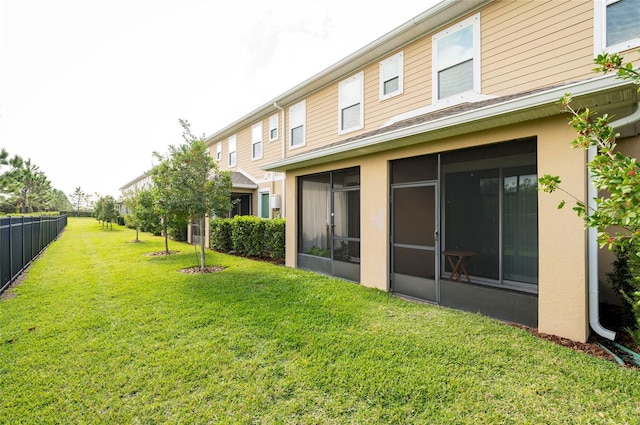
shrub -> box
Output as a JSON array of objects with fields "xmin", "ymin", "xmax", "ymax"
[
  {"xmin": 608, "ymin": 242, "xmax": 640, "ymax": 346},
  {"xmin": 168, "ymin": 224, "xmax": 187, "ymax": 242},
  {"xmin": 0, "ymin": 202, "xmax": 16, "ymax": 214},
  {"xmin": 264, "ymin": 218, "xmax": 285, "ymax": 259},
  {"xmin": 210, "ymin": 218, "xmax": 233, "ymax": 251},
  {"xmin": 231, "ymin": 216, "xmax": 266, "ymax": 257},
  {"xmin": 211, "ymin": 216, "xmax": 285, "ymax": 262}
]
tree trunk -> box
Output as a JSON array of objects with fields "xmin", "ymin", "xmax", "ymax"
[
  {"xmin": 163, "ymin": 216, "xmax": 169, "ymax": 253},
  {"xmin": 199, "ymin": 216, "xmax": 206, "ymax": 269}
]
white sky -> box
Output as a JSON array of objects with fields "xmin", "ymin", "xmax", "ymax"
[{"xmin": 0, "ymin": 0, "xmax": 437, "ymax": 199}]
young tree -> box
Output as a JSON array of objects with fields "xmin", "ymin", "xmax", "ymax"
[
  {"xmin": 163, "ymin": 119, "xmax": 232, "ymax": 268},
  {"xmin": 136, "ymin": 188, "xmax": 162, "ymax": 235},
  {"xmin": 94, "ymin": 195, "xmax": 117, "ymax": 229},
  {"xmin": 149, "ymin": 155, "xmax": 176, "ymax": 254},
  {"xmin": 70, "ymin": 187, "xmax": 88, "ymax": 214},
  {"xmin": 122, "ymin": 187, "xmax": 154, "ymax": 242}
]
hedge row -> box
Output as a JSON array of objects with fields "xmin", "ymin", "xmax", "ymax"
[{"xmin": 210, "ymin": 216, "xmax": 285, "ymax": 261}]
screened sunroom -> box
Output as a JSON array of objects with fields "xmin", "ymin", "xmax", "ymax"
[{"xmin": 390, "ymin": 138, "xmax": 539, "ymax": 326}]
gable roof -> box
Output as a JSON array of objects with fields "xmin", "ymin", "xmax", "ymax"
[
  {"xmin": 231, "ymin": 170, "xmax": 258, "ymax": 189},
  {"xmin": 262, "ymin": 74, "xmax": 639, "ymax": 172}
]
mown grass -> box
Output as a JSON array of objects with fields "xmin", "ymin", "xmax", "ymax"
[{"xmin": 1, "ymin": 217, "xmax": 639, "ymax": 424}]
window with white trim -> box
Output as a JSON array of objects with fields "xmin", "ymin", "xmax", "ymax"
[
  {"xmin": 215, "ymin": 142, "xmax": 222, "ymax": 161},
  {"xmin": 339, "ymin": 71, "xmax": 364, "ymax": 133},
  {"xmin": 595, "ymin": 0, "xmax": 640, "ymax": 54},
  {"xmin": 289, "ymin": 100, "xmax": 306, "ymax": 148},
  {"xmin": 380, "ymin": 52, "xmax": 403, "ymax": 100},
  {"xmin": 228, "ymin": 135, "xmax": 237, "ymax": 167},
  {"xmin": 259, "ymin": 190, "xmax": 270, "ymax": 218},
  {"xmin": 432, "ymin": 14, "xmax": 480, "ymax": 102},
  {"xmin": 269, "ymin": 114, "xmax": 278, "ymax": 141},
  {"xmin": 251, "ymin": 122, "xmax": 263, "ymax": 160}
]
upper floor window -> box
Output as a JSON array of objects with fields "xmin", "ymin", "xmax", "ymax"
[
  {"xmin": 380, "ymin": 52, "xmax": 403, "ymax": 100},
  {"xmin": 595, "ymin": 0, "xmax": 640, "ymax": 54},
  {"xmin": 289, "ymin": 100, "xmax": 306, "ymax": 148},
  {"xmin": 228, "ymin": 135, "xmax": 237, "ymax": 167},
  {"xmin": 269, "ymin": 114, "xmax": 278, "ymax": 141},
  {"xmin": 252, "ymin": 122, "xmax": 263, "ymax": 160},
  {"xmin": 215, "ymin": 142, "xmax": 222, "ymax": 161},
  {"xmin": 432, "ymin": 14, "xmax": 480, "ymax": 103},
  {"xmin": 339, "ymin": 71, "xmax": 364, "ymax": 134}
]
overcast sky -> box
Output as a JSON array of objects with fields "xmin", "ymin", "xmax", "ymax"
[{"xmin": 0, "ymin": 0, "xmax": 436, "ymax": 199}]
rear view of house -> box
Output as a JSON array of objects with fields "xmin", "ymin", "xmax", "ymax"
[{"xmin": 127, "ymin": 0, "xmax": 640, "ymax": 343}]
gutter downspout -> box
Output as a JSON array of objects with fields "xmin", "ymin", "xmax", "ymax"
[
  {"xmin": 587, "ymin": 145, "xmax": 616, "ymax": 340},
  {"xmin": 274, "ymin": 102, "xmax": 286, "ymax": 218},
  {"xmin": 588, "ymin": 101, "xmax": 640, "ymax": 340}
]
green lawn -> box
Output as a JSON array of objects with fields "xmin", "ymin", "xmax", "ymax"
[{"xmin": 1, "ymin": 217, "xmax": 639, "ymax": 424}]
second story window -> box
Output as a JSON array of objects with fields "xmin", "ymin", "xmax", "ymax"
[
  {"xmin": 228, "ymin": 135, "xmax": 237, "ymax": 167},
  {"xmin": 432, "ymin": 14, "xmax": 480, "ymax": 103},
  {"xmin": 252, "ymin": 122, "xmax": 263, "ymax": 160},
  {"xmin": 289, "ymin": 100, "xmax": 306, "ymax": 148},
  {"xmin": 595, "ymin": 0, "xmax": 640, "ymax": 53},
  {"xmin": 269, "ymin": 114, "xmax": 278, "ymax": 141},
  {"xmin": 338, "ymin": 71, "xmax": 364, "ymax": 134},
  {"xmin": 215, "ymin": 142, "xmax": 222, "ymax": 161},
  {"xmin": 380, "ymin": 52, "xmax": 403, "ymax": 100}
]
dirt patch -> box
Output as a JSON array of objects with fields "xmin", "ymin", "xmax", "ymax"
[
  {"xmin": 178, "ymin": 265, "xmax": 226, "ymax": 274},
  {"xmin": 0, "ymin": 273, "xmax": 27, "ymax": 301}
]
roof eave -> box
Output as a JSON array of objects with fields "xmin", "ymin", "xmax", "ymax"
[{"xmin": 262, "ymin": 75, "xmax": 638, "ymax": 172}]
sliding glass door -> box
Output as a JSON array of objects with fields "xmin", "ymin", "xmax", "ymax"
[{"xmin": 298, "ymin": 168, "xmax": 360, "ymax": 281}]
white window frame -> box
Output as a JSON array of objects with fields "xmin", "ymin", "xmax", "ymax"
[
  {"xmin": 269, "ymin": 114, "xmax": 279, "ymax": 142},
  {"xmin": 215, "ymin": 142, "xmax": 222, "ymax": 161},
  {"xmin": 228, "ymin": 135, "xmax": 237, "ymax": 167},
  {"xmin": 379, "ymin": 52, "xmax": 403, "ymax": 100},
  {"xmin": 432, "ymin": 13, "xmax": 481, "ymax": 105},
  {"xmin": 289, "ymin": 100, "xmax": 306, "ymax": 149},
  {"xmin": 338, "ymin": 71, "xmax": 364, "ymax": 134},
  {"xmin": 594, "ymin": 0, "xmax": 640, "ymax": 54},
  {"xmin": 258, "ymin": 189, "xmax": 270, "ymax": 219},
  {"xmin": 251, "ymin": 122, "xmax": 263, "ymax": 161}
]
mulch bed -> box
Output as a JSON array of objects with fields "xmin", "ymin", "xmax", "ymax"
[
  {"xmin": 144, "ymin": 250, "xmax": 180, "ymax": 256},
  {"xmin": 512, "ymin": 303, "xmax": 640, "ymax": 368},
  {"xmin": 178, "ymin": 266, "xmax": 226, "ymax": 274}
]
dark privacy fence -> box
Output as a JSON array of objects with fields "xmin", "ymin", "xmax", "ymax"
[{"xmin": 0, "ymin": 215, "xmax": 67, "ymax": 294}]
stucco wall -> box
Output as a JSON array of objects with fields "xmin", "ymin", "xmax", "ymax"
[{"xmin": 285, "ymin": 115, "xmax": 591, "ymax": 341}]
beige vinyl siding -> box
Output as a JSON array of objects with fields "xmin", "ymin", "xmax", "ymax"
[
  {"xmin": 220, "ymin": 0, "xmax": 626, "ymax": 164},
  {"xmin": 207, "ymin": 114, "xmax": 284, "ymax": 183},
  {"xmin": 294, "ymin": 37, "xmax": 436, "ymax": 154},
  {"xmin": 482, "ymin": 0, "xmax": 594, "ymax": 94},
  {"xmin": 364, "ymin": 44, "xmax": 432, "ymax": 129},
  {"xmin": 233, "ymin": 127, "xmax": 250, "ymax": 170},
  {"xmin": 259, "ymin": 115, "xmax": 284, "ymax": 165},
  {"xmin": 305, "ymin": 87, "xmax": 338, "ymax": 152}
]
